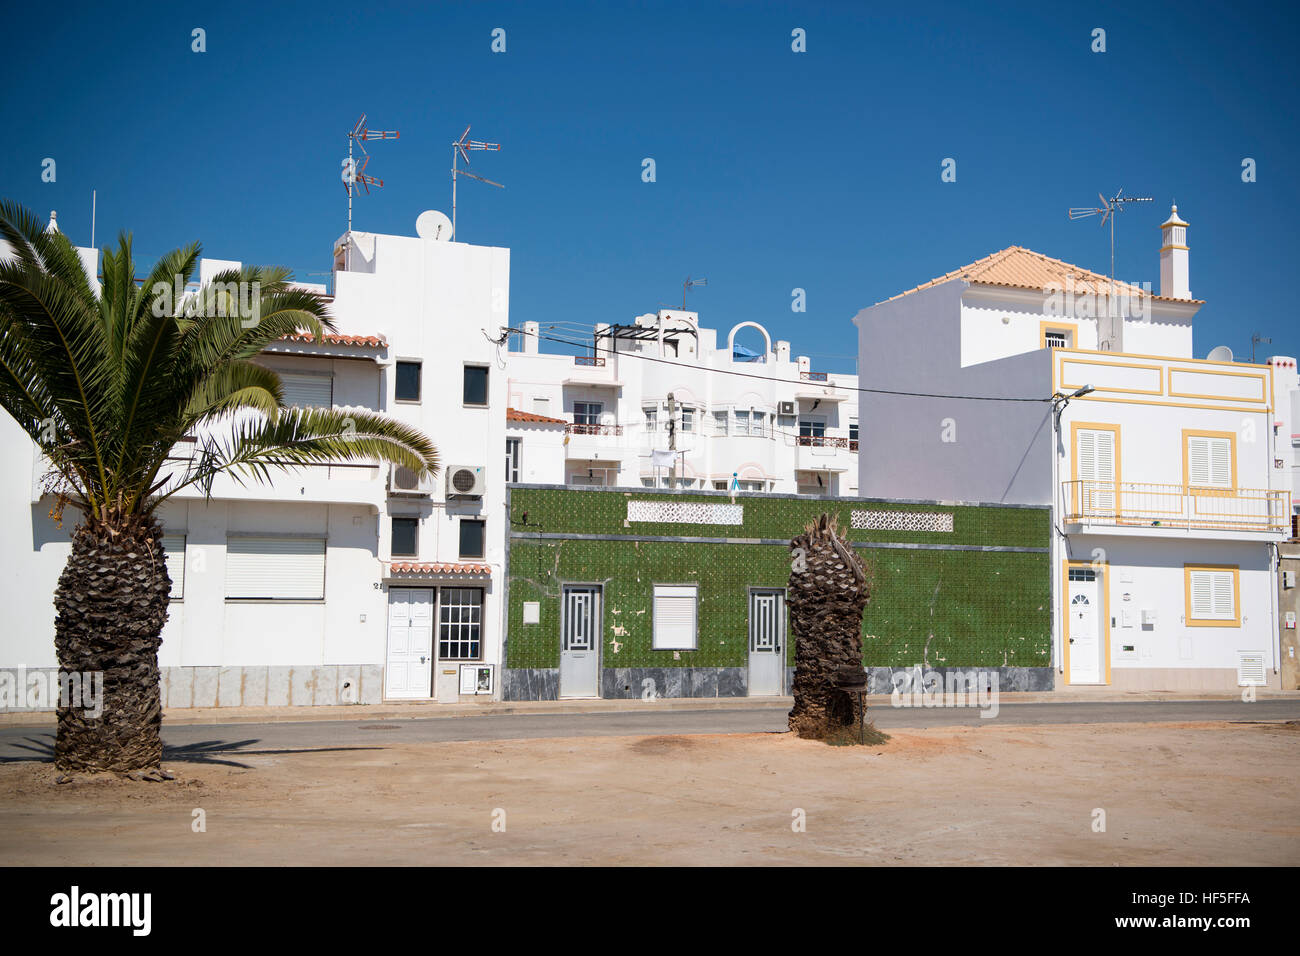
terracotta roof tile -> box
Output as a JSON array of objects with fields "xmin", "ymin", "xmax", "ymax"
[
  {"xmin": 278, "ymin": 332, "xmax": 387, "ymax": 348},
  {"xmin": 388, "ymin": 562, "xmax": 492, "ymax": 577},
  {"xmin": 506, "ymin": 407, "xmax": 568, "ymax": 426},
  {"xmin": 880, "ymin": 245, "xmax": 1204, "ymax": 305}
]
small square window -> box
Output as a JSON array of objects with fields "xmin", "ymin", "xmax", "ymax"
[
  {"xmin": 459, "ymin": 519, "xmax": 485, "ymax": 559},
  {"xmin": 395, "ymin": 362, "xmax": 422, "ymax": 402},
  {"xmin": 391, "ymin": 517, "xmax": 419, "ymax": 557},
  {"xmin": 464, "ymin": 366, "xmax": 489, "ymax": 406}
]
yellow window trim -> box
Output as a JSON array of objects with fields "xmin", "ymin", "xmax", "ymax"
[
  {"xmin": 1181, "ymin": 428, "xmax": 1237, "ymax": 492},
  {"xmin": 1062, "ymin": 559, "xmax": 1111, "ymax": 685},
  {"xmin": 1183, "ymin": 563, "xmax": 1241, "ymax": 628},
  {"xmin": 1040, "ymin": 320, "xmax": 1078, "ymax": 350}
]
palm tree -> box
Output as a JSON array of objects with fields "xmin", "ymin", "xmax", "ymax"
[
  {"xmin": 0, "ymin": 201, "xmax": 439, "ymax": 774},
  {"xmin": 787, "ymin": 513, "xmax": 870, "ymax": 738}
]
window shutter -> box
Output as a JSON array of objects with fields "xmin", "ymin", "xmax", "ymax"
[
  {"xmin": 653, "ymin": 585, "xmax": 698, "ymax": 649},
  {"xmin": 1189, "ymin": 569, "xmax": 1235, "ymax": 621},
  {"xmin": 1188, "ymin": 435, "xmax": 1231, "ymax": 487},
  {"xmin": 161, "ymin": 534, "xmax": 186, "ymax": 599},
  {"xmin": 226, "ymin": 537, "xmax": 326, "ymax": 599},
  {"xmin": 279, "ymin": 372, "xmax": 332, "ymax": 408},
  {"xmin": 1077, "ymin": 429, "xmax": 1116, "ymax": 481},
  {"xmin": 1190, "ymin": 571, "xmax": 1213, "ymax": 618}
]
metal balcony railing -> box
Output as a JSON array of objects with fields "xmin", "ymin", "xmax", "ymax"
[
  {"xmin": 566, "ymin": 422, "xmax": 623, "ymax": 436},
  {"xmin": 1061, "ymin": 480, "xmax": 1290, "ymax": 533},
  {"xmin": 800, "ymin": 371, "xmax": 828, "ymax": 382},
  {"xmin": 573, "ymin": 356, "xmax": 606, "ymax": 367},
  {"xmin": 796, "ymin": 435, "xmax": 852, "ymax": 448}
]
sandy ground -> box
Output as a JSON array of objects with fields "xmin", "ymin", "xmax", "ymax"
[{"xmin": 1, "ymin": 720, "xmax": 1297, "ymax": 866}]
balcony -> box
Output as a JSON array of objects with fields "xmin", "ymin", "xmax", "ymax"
[
  {"xmin": 1061, "ymin": 480, "xmax": 1290, "ymax": 537},
  {"xmin": 796, "ymin": 435, "xmax": 857, "ymax": 451},
  {"xmin": 566, "ymin": 423, "xmax": 623, "ymax": 437}
]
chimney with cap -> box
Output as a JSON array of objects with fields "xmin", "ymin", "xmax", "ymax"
[{"xmin": 1159, "ymin": 204, "xmax": 1190, "ymax": 299}]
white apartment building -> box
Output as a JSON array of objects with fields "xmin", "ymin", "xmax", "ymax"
[
  {"xmin": 506, "ymin": 311, "xmax": 860, "ymax": 495},
  {"xmin": 1268, "ymin": 354, "xmax": 1300, "ymax": 536},
  {"xmin": 854, "ymin": 207, "xmax": 1291, "ymax": 691},
  {"xmin": 2, "ymin": 217, "xmax": 512, "ymax": 707}
]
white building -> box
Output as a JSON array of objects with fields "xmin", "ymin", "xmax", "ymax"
[
  {"xmin": 506, "ymin": 312, "xmax": 860, "ymax": 495},
  {"xmin": 1268, "ymin": 354, "xmax": 1300, "ymax": 536},
  {"xmin": 853, "ymin": 207, "xmax": 1291, "ymax": 691},
  {"xmin": 2, "ymin": 217, "xmax": 512, "ymax": 706}
]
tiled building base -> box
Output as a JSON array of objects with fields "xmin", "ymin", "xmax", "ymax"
[
  {"xmin": 161, "ymin": 665, "xmax": 384, "ymax": 708},
  {"xmin": 501, "ymin": 665, "xmax": 1055, "ymax": 700}
]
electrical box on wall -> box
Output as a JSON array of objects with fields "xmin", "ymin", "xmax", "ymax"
[
  {"xmin": 1284, "ymin": 570, "xmax": 1295, "ymax": 590},
  {"xmin": 1141, "ymin": 608, "xmax": 1157, "ymax": 626}
]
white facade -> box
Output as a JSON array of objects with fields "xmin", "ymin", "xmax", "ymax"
[
  {"xmin": 1268, "ymin": 355, "xmax": 1300, "ymax": 533},
  {"xmin": 1, "ymin": 222, "xmax": 512, "ymax": 706},
  {"xmin": 854, "ymin": 213, "xmax": 1290, "ymax": 691},
  {"xmin": 506, "ymin": 311, "xmax": 860, "ymax": 496}
]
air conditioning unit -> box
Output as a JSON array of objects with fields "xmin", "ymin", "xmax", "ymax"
[
  {"xmin": 778, "ymin": 401, "xmax": 796, "ymax": 416},
  {"xmin": 389, "ymin": 464, "xmax": 431, "ymax": 496},
  {"xmin": 446, "ymin": 464, "xmax": 486, "ymax": 498}
]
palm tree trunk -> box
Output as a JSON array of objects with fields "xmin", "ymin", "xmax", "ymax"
[
  {"xmin": 787, "ymin": 513, "xmax": 870, "ymax": 738},
  {"xmin": 53, "ymin": 514, "xmax": 170, "ymax": 772}
]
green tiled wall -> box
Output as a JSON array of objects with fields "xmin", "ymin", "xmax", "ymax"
[{"xmin": 506, "ymin": 488, "xmax": 1051, "ymax": 670}]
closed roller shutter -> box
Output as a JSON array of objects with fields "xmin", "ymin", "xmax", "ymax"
[
  {"xmin": 226, "ymin": 536, "xmax": 326, "ymax": 599},
  {"xmin": 653, "ymin": 584, "xmax": 698, "ymax": 650},
  {"xmin": 161, "ymin": 534, "xmax": 186, "ymax": 599},
  {"xmin": 279, "ymin": 372, "xmax": 333, "ymax": 408}
]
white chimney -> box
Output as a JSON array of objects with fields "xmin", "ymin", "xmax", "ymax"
[{"xmin": 1159, "ymin": 204, "xmax": 1190, "ymax": 299}]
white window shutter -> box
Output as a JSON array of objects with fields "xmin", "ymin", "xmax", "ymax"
[
  {"xmin": 653, "ymin": 585, "xmax": 698, "ymax": 649},
  {"xmin": 161, "ymin": 534, "xmax": 186, "ymax": 599},
  {"xmin": 1211, "ymin": 571, "xmax": 1235, "ymax": 618},
  {"xmin": 279, "ymin": 372, "xmax": 333, "ymax": 408},
  {"xmin": 226, "ymin": 537, "xmax": 326, "ymax": 599},
  {"xmin": 1188, "ymin": 436, "xmax": 1231, "ymax": 487},
  {"xmin": 1190, "ymin": 571, "xmax": 1213, "ymax": 618}
]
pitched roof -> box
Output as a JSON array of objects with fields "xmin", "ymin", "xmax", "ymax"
[
  {"xmin": 507, "ymin": 407, "xmax": 568, "ymax": 426},
  {"xmin": 880, "ymin": 245, "xmax": 1204, "ymax": 305}
]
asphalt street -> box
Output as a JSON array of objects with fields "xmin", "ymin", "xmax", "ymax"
[{"xmin": 1, "ymin": 699, "xmax": 1296, "ymax": 764}]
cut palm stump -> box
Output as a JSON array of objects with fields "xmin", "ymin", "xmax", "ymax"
[{"xmin": 787, "ymin": 513, "xmax": 882, "ymax": 742}]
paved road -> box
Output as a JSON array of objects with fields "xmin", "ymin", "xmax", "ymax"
[{"xmin": 1, "ymin": 699, "xmax": 1296, "ymax": 763}]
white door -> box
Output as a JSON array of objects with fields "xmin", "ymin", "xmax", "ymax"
[
  {"xmin": 1066, "ymin": 569, "xmax": 1104, "ymax": 684},
  {"xmin": 1076, "ymin": 427, "xmax": 1117, "ymax": 517},
  {"xmin": 385, "ymin": 588, "xmax": 435, "ymax": 699},
  {"xmin": 747, "ymin": 590, "xmax": 785, "ymax": 696},
  {"xmin": 560, "ymin": 585, "xmax": 601, "ymax": 698}
]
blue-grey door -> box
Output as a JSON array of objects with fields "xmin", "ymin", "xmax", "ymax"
[
  {"xmin": 748, "ymin": 590, "xmax": 785, "ymax": 696},
  {"xmin": 561, "ymin": 585, "xmax": 601, "ymax": 698}
]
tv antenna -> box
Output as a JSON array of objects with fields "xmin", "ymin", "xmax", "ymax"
[
  {"xmin": 451, "ymin": 125, "xmax": 502, "ymax": 241},
  {"xmin": 1068, "ymin": 188, "xmax": 1153, "ymax": 309},
  {"xmin": 344, "ymin": 114, "xmax": 400, "ymax": 236},
  {"xmin": 682, "ymin": 275, "xmax": 707, "ymax": 310}
]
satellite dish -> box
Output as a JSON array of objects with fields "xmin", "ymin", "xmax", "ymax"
[
  {"xmin": 1207, "ymin": 345, "xmax": 1234, "ymax": 362},
  {"xmin": 416, "ymin": 210, "xmax": 453, "ymax": 241}
]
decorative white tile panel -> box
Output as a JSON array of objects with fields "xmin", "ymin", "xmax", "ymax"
[
  {"xmin": 627, "ymin": 501, "xmax": 744, "ymax": 525},
  {"xmin": 852, "ymin": 510, "xmax": 954, "ymax": 533}
]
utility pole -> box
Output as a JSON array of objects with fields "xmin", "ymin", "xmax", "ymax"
[{"xmin": 666, "ymin": 392, "xmax": 677, "ymax": 487}]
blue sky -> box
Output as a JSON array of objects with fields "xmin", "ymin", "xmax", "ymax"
[{"xmin": 3, "ymin": 0, "xmax": 1297, "ymax": 373}]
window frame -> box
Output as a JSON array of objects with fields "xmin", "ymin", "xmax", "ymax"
[
  {"xmin": 505, "ymin": 437, "xmax": 521, "ymax": 483},
  {"xmin": 1184, "ymin": 563, "xmax": 1241, "ymax": 627},
  {"xmin": 1182, "ymin": 429, "xmax": 1237, "ymax": 492},
  {"xmin": 572, "ymin": 401, "xmax": 603, "ymax": 426},
  {"xmin": 463, "ymin": 364, "xmax": 490, "ymax": 407},
  {"xmin": 1039, "ymin": 320, "xmax": 1078, "ymax": 350},
  {"xmin": 391, "ymin": 516, "xmax": 419, "ymax": 558},
  {"xmin": 438, "ymin": 587, "xmax": 484, "ymax": 661},
  {"xmin": 394, "ymin": 360, "xmax": 422, "ymax": 404},
  {"xmin": 652, "ymin": 583, "xmax": 699, "ymax": 650}
]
